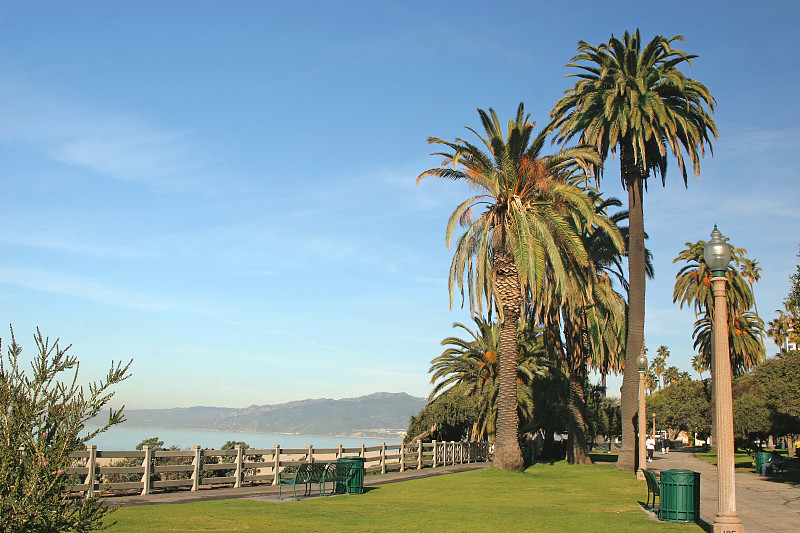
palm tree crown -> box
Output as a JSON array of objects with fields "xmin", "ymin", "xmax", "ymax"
[
  {"xmin": 419, "ymin": 103, "xmax": 606, "ymax": 317},
  {"xmin": 550, "ymin": 29, "xmax": 717, "ymax": 186}
]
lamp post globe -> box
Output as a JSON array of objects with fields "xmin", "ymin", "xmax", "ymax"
[
  {"xmin": 703, "ymin": 225, "xmax": 732, "ymax": 277},
  {"xmin": 637, "ymin": 353, "xmax": 648, "ymax": 372}
]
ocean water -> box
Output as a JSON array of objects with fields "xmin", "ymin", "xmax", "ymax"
[{"xmin": 84, "ymin": 425, "xmax": 397, "ymax": 451}]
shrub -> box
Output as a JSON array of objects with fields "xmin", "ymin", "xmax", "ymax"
[{"xmin": 0, "ymin": 327, "xmax": 131, "ymax": 532}]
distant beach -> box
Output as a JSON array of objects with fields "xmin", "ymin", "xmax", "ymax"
[{"xmin": 85, "ymin": 425, "xmax": 397, "ymax": 451}]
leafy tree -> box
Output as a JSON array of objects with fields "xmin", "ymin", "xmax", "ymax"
[
  {"xmin": 585, "ymin": 384, "xmax": 621, "ymax": 447},
  {"xmin": 550, "ymin": 30, "xmax": 717, "ymax": 471},
  {"xmin": 647, "ymin": 378, "xmax": 711, "ymax": 440},
  {"xmin": 732, "ymin": 394, "xmax": 772, "ymax": 448},
  {"xmin": 419, "ymin": 103, "xmax": 607, "ymax": 471},
  {"xmin": 219, "ymin": 441, "xmax": 261, "ymax": 477},
  {"xmin": 136, "ymin": 437, "xmax": 165, "ymax": 451},
  {"xmin": 1, "ymin": 327, "xmax": 131, "ymax": 532},
  {"xmin": 753, "ymin": 350, "xmax": 800, "ymax": 429},
  {"xmin": 405, "ymin": 393, "xmax": 480, "ymax": 443},
  {"xmin": 527, "ymin": 369, "xmax": 569, "ymax": 459},
  {"xmin": 731, "ymin": 376, "xmax": 772, "ymax": 448},
  {"xmin": 106, "ymin": 437, "xmax": 184, "ymax": 485}
]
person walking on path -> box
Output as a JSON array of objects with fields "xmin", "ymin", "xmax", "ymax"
[{"xmin": 646, "ymin": 435, "xmax": 655, "ymax": 462}]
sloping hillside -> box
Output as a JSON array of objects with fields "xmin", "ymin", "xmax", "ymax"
[{"xmin": 118, "ymin": 392, "xmax": 426, "ymax": 438}]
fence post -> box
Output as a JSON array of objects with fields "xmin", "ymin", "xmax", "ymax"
[
  {"xmin": 83, "ymin": 444, "xmax": 97, "ymax": 498},
  {"xmin": 273, "ymin": 445, "xmax": 281, "ymax": 486},
  {"xmin": 359, "ymin": 443, "xmax": 365, "ymax": 458},
  {"xmin": 336, "ymin": 444, "xmax": 343, "ymax": 459},
  {"xmin": 417, "ymin": 441, "xmax": 422, "ymax": 470},
  {"xmin": 380, "ymin": 442, "xmax": 386, "ymax": 474},
  {"xmin": 140, "ymin": 445, "xmax": 152, "ymax": 496},
  {"xmin": 400, "ymin": 442, "xmax": 405, "ymax": 472},
  {"xmin": 191, "ymin": 446, "xmax": 201, "ymax": 491},
  {"xmin": 234, "ymin": 445, "xmax": 243, "ymax": 488},
  {"xmin": 432, "ymin": 440, "xmax": 437, "ymax": 468}
]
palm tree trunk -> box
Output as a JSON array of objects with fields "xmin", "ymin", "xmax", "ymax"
[
  {"xmin": 492, "ymin": 250, "xmax": 524, "ymax": 472},
  {"xmin": 565, "ymin": 315, "xmax": 592, "ymax": 464},
  {"xmin": 618, "ymin": 146, "xmax": 646, "ymax": 472},
  {"xmin": 567, "ymin": 364, "xmax": 592, "ymax": 464}
]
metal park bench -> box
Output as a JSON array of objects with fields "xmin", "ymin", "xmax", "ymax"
[
  {"xmin": 642, "ymin": 469, "xmax": 660, "ymax": 508},
  {"xmin": 770, "ymin": 455, "xmax": 792, "ymax": 475},
  {"xmin": 277, "ymin": 462, "xmax": 328, "ymax": 500}
]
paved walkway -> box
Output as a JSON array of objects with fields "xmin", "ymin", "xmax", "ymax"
[
  {"xmin": 102, "ymin": 462, "xmax": 490, "ymax": 507},
  {"xmin": 647, "ymin": 447, "xmax": 800, "ymax": 532}
]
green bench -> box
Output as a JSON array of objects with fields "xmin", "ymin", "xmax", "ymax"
[
  {"xmin": 277, "ymin": 462, "xmax": 329, "ymax": 500},
  {"xmin": 642, "ymin": 469, "xmax": 660, "ymax": 508},
  {"xmin": 277, "ymin": 461, "xmax": 358, "ymax": 500},
  {"xmin": 769, "ymin": 455, "xmax": 791, "ymax": 475}
]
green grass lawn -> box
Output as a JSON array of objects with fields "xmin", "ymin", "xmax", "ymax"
[
  {"xmin": 104, "ymin": 461, "xmax": 701, "ymax": 532},
  {"xmin": 694, "ymin": 449, "xmax": 754, "ymax": 470}
]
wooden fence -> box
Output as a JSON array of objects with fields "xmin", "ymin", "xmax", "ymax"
[{"xmin": 67, "ymin": 440, "xmax": 491, "ymax": 497}]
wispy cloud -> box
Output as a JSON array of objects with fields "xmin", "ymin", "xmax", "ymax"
[
  {"xmin": 208, "ymin": 313, "xmax": 349, "ymax": 355},
  {"xmin": 0, "ymin": 80, "xmax": 211, "ymax": 188},
  {"xmin": 0, "ymin": 267, "xmax": 182, "ymax": 312}
]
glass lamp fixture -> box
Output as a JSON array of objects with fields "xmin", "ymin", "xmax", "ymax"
[{"xmin": 703, "ymin": 225, "xmax": 732, "ymax": 277}]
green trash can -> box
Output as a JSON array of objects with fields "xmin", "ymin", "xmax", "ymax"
[
  {"xmin": 659, "ymin": 469, "xmax": 700, "ymax": 522},
  {"xmin": 336, "ymin": 457, "xmax": 365, "ymax": 494},
  {"xmin": 754, "ymin": 451, "xmax": 771, "ymax": 474}
]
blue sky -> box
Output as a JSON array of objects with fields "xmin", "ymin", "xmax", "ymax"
[{"xmin": 1, "ymin": 1, "xmax": 798, "ymax": 409}]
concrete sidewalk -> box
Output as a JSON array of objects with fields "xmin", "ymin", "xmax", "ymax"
[
  {"xmin": 647, "ymin": 447, "xmax": 800, "ymax": 532},
  {"xmin": 102, "ymin": 462, "xmax": 490, "ymax": 507}
]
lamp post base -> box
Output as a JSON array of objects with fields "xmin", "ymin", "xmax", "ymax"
[
  {"xmin": 713, "ymin": 514, "xmax": 744, "ymax": 533},
  {"xmin": 636, "ymin": 468, "xmax": 645, "ymax": 480}
]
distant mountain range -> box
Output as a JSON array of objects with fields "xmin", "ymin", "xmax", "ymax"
[{"xmin": 117, "ymin": 392, "xmax": 427, "ymax": 439}]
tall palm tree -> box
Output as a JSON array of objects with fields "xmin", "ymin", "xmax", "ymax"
[
  {"xmin": 691, "ymin": 310, "xmax": 765, "ymax": 375},
  {"xmin": 549, "ymin": 30, "xmax": 717, "ymax": 471},
  {"xmin": 673, "ymin": 240, "xmax": 754, "ymax": 317},
  {"xmin": 739, "ymin": 258, "xmax": 762, "ymax": 317},
  {"xmin": 651, "ymin": 346, "xmax": 669, "ymax": 391},
  {"xmin": 673, "ymin": 239, "xmax": 766, "ymax": 374},
  {"xmin": 767, "ymin": 309, "xmax": 793, "ymax": 352},
  {"xmin": 691, "ymin": 354, "xmax": 705, "ymax": 380},
  {"xmin": 418, "ymin": 103, "xmax": 606, "ymax": 470}
]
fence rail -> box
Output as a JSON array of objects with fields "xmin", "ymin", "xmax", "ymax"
[{"xmin": 66, "ymin": 440, "xmax": 491, "ymax": 497}]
